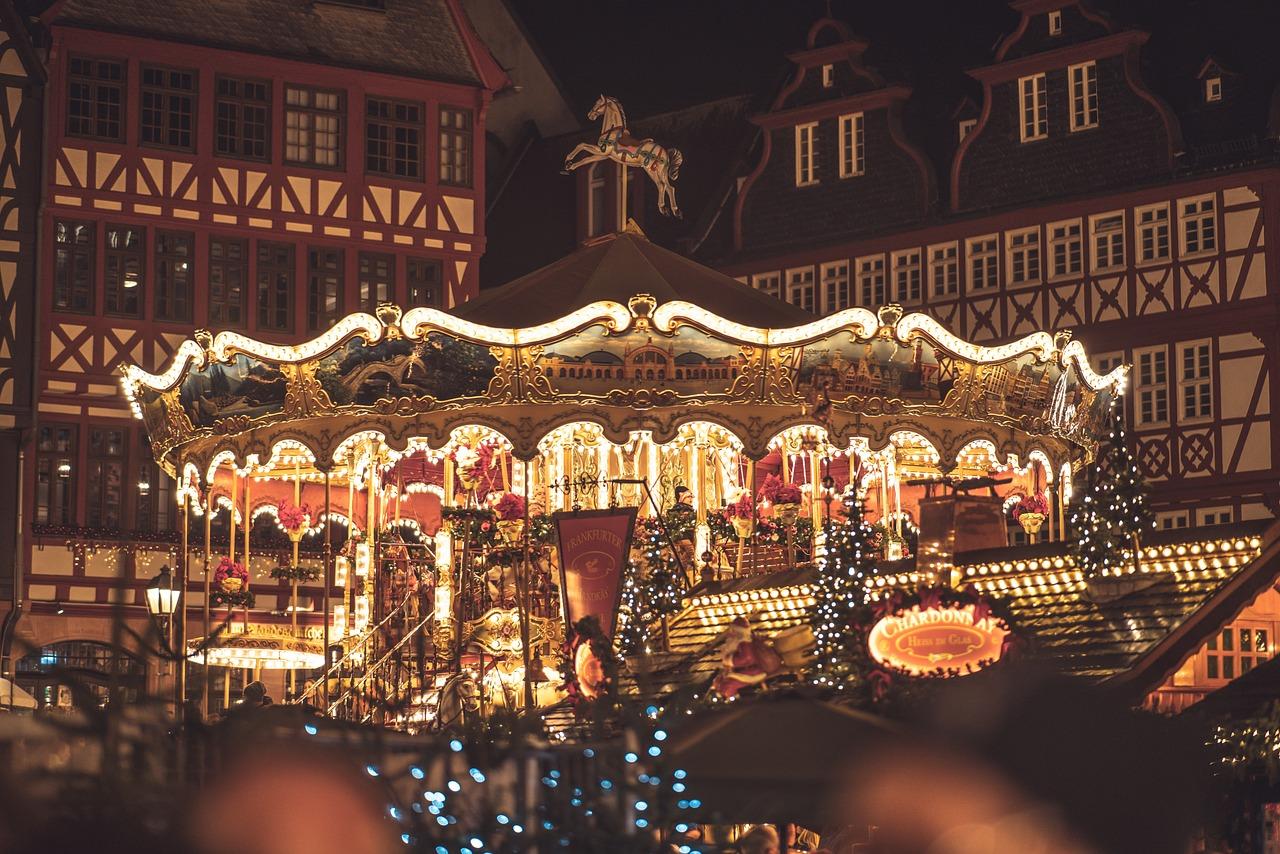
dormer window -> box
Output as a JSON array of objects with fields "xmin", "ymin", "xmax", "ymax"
[
  {"xmin": 1048, "ymin": 10, "xmax": 1062, "ymax": 35},
  {"xmin": 795, "ymin": 122, "xmax": 818, "ymax": 186},
  {"xmin": 822, "ymin": 64, "xmax": 834, "ymax": 88},
  {"xmin": 1206, "ymin": 77, "xmax": 1222, "ymax": 102},
  {"xmin": 958, "ymin": 118, "xmax": 976, "ymax": 142}
]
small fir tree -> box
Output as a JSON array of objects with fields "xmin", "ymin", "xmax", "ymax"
[
  {"xmin": 809, "ymin": 490, "xmax": 875, "ymax": 691},
  {"xmin": 616, "ymin": 523, "xmax": 684, "ymax": 656},
  {"xmin": 1068, "ymin": 400, "xmax": 1154, "ymax": 577}
]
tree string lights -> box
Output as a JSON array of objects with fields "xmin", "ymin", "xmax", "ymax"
[
  {"xmin": 1067, "ymin": 399, "xmax": 1154, "ymax": 577},
  {"xmin": 617, "ymin": 521, "xmax": 684, "ymax": 657},
  {"xmin": 808, "ymin": 490, "xmax": 874, "ymax": 691}
]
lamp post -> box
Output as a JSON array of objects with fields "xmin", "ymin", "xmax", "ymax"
[{"xmin": 146, "ymin": 565, "xmax": 181, "ymax": 710}]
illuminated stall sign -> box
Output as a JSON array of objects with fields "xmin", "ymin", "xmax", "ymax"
[
  {"xmin": 555, "ymin": 507, "xmax": 638, "ymax": 639},
  {"xmin": 867, "ymin": 603, "xmax": 1008, "ymax": 676}
]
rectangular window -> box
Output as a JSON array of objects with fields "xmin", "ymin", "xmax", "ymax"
[
  {"xmin": 209, "ymin": 237, "xmax": 248, "ymax": 328},
  {"xmin": 35, "ymin": 424, "xmax": 77, "ymax": 525},
  {"xmin": 795, "ymin": 122, "xmax": 817, "ymax": 186},
  {"xmin": 1090, "ymin": 213, "xmax": 1125, "ymax": 272},
  {"xmin": 406, "ymin": 258, "xmax": 443, "ymax": 308},
  {"xmin": 140, "ymin": 66, "xmax": 196, "ymax": 150},
  {"xmin": 1135, "ymin": 347, "xmax": 1169, "ymax": 425},
  {"xmin": 1206, "ymin": 77, "xmax": 1222, "ymax": 103},
  {"xmin": 820, "ymin": 261, "xmax": 850, "ymax": 313},
  {"xmin": 857, "ymin": 256, "xmax": 886, "ymax": 306},
  {"xmin": 1069, "ymin": 62, "xmax": 1098, "ymax": 131},
  {"xmin": 366, "ymin": 97, "xmax": 424, "ymax": 179},
  {"xmin": 439, "ymin": 107, "xmax": 473, "ymax": 187},
  {"xmin": 1157, "ymin": 510, "xmax": 1189, "ymax": 531},
  {"xmin": 67, "ymin": 56, "xmax": 124, "ymax": 141},
  {"xmin": 1093, "ymin": 352, "xmax": 1124, "ymax": 377},
  {"xmin": 1137, "ymin": 204, "xmax": 1170, "ymax": 263},
  {"xmin": 307, "ymin": 247, "xmax": 344, "ymax": 331},
  {"xmin": 154, "ymin": 231, "xmax": 193, "ymax": 322},
  {"xmin": 1179, "ymin": 341, "xmax": 1212, "ymax": 421},
  {"xmin": 838, "ymin": 113, "xmax": 864, "ymax": 178},
  {"xmin": 1049, "ymin": 220, "xmax": 1082, "ymax": 279},
  {"xmin": 1007, "ymin": 228, "xmax": 1041, "ymax": 285},
  {"xmin": 103, "ymin": 224, "xmax": 143, "ymax": 317},
  {"xmin": 359, "ymin": 252, "xmax": 393, "ymax": 312},
  {"xmin": 822, "ymin": 64, "xmax": 834, "ymax": 88},
  {"xmin": 1019, "ymin": 73, "xmax": 1048, "ymax": 142},
  {"xmin": 214, "ymin": 76, "xmax": 270, "ymax": 160},
  {"xmin": 752, "ymin": 272, "xmax": 781, "ymax": 300},
  {"xmin": 135, "ymin": 457, "xmax": 174, "ymax": 534},
  {"xmin": 54, "ymin": 220, "xmax": 95, "ymax": 314},
  {"xmin": 1048, "ymin": 9, "xmax": 1062, "ymax": 34},
  {"xmin": 786, "ymin": 267, "xmax": 816, "ymax": 313},
  {"xmin": 929, "ymin": 243, "xmax": 959, "ymax": 297},
  {"xmin": 1205, "ymin": 623, "xmax": 1273, "ymax": 683},
  {"xmin": 285, "ymin": 85, "xmax": 343, "ymax": 167},
  {"xmin": 1180, "ymin": 195, "xmax": 1217, "ymax": 256},
  {"xmin": 257, "ymin": 242, "xmax": 294, "ymax": 332},
  {"xmin": 967, "ymin": 236, "xmax": 999, "ymax": 291},
  {"xmin": 891, "ymin": 250, "xmax": 922, "ymax": 303},
  {"xmin": 958, "ymin": 118, "xmax": 976, "ymax": 142},
  {"xmin": 86, "ymin": 426, "xmax": 125, "ymax": 530}
]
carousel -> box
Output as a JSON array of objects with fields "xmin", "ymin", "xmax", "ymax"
[{"xmin": 119, "ymin": 223, "xmax": 1124, "ymax": 727}]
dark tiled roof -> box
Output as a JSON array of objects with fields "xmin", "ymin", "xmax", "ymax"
[
  {"xmin": 52, "ymin": 0, "xmax": 483, "ymax": 85},
  {"xmin": 455, "ymin": 228, "xmax": 815, "ymax": 328}
]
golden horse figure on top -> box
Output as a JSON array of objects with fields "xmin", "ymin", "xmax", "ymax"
[{"xmin": 563, "ymin": 94, "xmax": 684, "ymax": 218}]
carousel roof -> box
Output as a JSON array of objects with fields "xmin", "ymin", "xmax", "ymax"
[
  {"xmin": 627, "ymin": 521, "xmax": 1279, "ymax": 702},
  {"xmin": 454, "ymin": 225, "xmax": 814, "ymax": 328}
]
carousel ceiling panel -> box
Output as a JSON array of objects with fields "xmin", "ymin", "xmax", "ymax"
[{"xmin": 121, "ymin": 289, "xmax": 1125, "ymax": 472}]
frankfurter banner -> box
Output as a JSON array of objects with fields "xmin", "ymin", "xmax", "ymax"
[{"xmin": 555, "ymin": 507, "xmax": 638, "ymax": 639}]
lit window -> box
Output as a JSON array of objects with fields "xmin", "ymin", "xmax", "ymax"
[
  {"xmin": 1178, "ymin": 341, "xmax": 1212, "ymax": 421},
  {"xmin": 822, "ymin": 64, "xmax": 834, "ymax": 88},
  {"xmin": 1018, "ymin": 74, "xmax": 1047, "ymax": 142},
  {"xmin": 285, "ymin": 85, "xmax": 343, "ymax": 167},
  {"xmin": 1048, "ymin": 9, "xmax": 1062, "ymax": 34},
  {"xmin": 752, "ymin": 272, "xmax": 781, "ymax": 300},
  {"xmin": 820, "ymin": 261, "xmax": 850, "ymax": 313},
  {"xmin": 1068, "ymin": 62, "xmax": 1098, "ymax": 131},
  {"xmin": 36, "ymin": 425, "xmax": 77, "ymax": 525},
  {"xmin": 958, "ymin": 118, "xmax": 976, "ymax": 142},
  {"xmin": 1206, "ymin": 77, "xmax": 1222, "ymax": 103},
  {"xmin": 1135, "ymin": 347, "xmax": 1168, "ymax": 425},
  {"xmin": 1048, "ymin": 220, "xmax": 1082, "ymax": 279},
  {"xmin": 857, "ymin": 256, "xmax": 886, "ymax": 306},
  {"xmin": 1090, "ymin": 213, "xmax": 1125, "ymax": 272},
  {"xmin": 1205, "ymin": 623, "xmax": 1273, "ymax": 682},
  {"xmin": 786, "ymin": 267, "xmax": 816, "ymax": 313},
  {"xmin": 1180, "ymin": 195, "xmax": 1217, "ymax": 256},
  {"xmin": 967, "ymin": 236, "xmax": 999, "ymax": 291},
  {"xmin": 929, "ymin": 243, "xmax": 958, "ymax": 297},
  {"xmin": 1137, "ymin": 204, "xmax": 1170, "ymax": 263},
  {"xmin": 1007, "ymin": 228, "xmax": 1041, "ymax": 285},
  {"xmin": 1157, "ymin": 511, "xmax": 1188, "ymax": 530},
  {"xmin": 795, "ymin": 122, "xmax": 818, "ymax": 186},
  {"xmin": 891, "ymin": 250, "xmax": 922, "ymax": 303},
  {"xmin": 838, "ymin": 113, "xmax": 864, "ymax": 178},
  {"xmin": 439, "ymin": 106, "xmax": 473, "ymax": 187}
]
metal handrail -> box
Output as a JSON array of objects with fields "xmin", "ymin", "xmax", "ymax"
[
  {"xmin": 327, "ymin": 610, "xmax": 435, "ymax": 717},
  {"xmin": 295, "ymin": 593, "xmax": 415, "ymax": 707}
]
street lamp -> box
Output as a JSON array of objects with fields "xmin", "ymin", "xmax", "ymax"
[{"xmin": 146, "ymin": 565, "xmax": 180, "ymax": 634}]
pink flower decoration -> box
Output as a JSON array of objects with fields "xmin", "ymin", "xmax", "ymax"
[
  {"xmin": 493, "ymin": 492, "xmax": 526, "ymax": 521},
  {"xmin": 277, "ymin": 498, "xmax": 311, "ymax": 533}
]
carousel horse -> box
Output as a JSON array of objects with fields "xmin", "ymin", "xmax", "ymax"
[
  {"xmin": 432, "ymin": 672, "xmax": 480, "ymax": 731},
  {"xmin": 563, "ymin": 94, "xmax": 684, "ymax": 218}
]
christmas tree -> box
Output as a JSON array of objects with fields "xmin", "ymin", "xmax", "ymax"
[
  {"xmin": 809, "ymin": 490, "xmax": 875, "ymax": 691},
  {"xmin": 1068, "ymin": 399, "xmax": 1154, "ymax": 577},
  {"xmin": 617, "ymin": 521, "xmax": 685, "ymax": 656}
]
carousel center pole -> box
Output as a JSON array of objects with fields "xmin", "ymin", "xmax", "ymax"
[
  {"xmin": 322, "ymin": 470, "xmax": 332, "ymax": 710},
  {"xmin": 202, "ymin": 485, "xmax": 212, "ymax": 719},
  {"xmin": 177, "ymin": 483, "xmax": 190, "ymax": 718},
  {"xmin": 289, "ymin": 457, "xmax": 301, "ymax": 698},
  {"xmin": 517, "ymin": 457, "xmax": 534, "ymax": 710}
]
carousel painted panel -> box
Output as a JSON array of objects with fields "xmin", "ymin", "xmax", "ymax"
[
  {"xmin": 527, "ymin": 323, "xmax": 756, "ymax": 403},
  {"xmin": 178, "ymin": 352, "xmax": 288, "ymax": 429},
  {"xmin": 785, "ymin": 330, "xmax": 954, "ymax": 408},
  {"xmin": 313, "ymin": 332, "xmax": 501, "ymax": 408}
]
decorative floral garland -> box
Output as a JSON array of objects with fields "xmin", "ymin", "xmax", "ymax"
[
  {"xmin": 559, "ymin": 615, "xmax": 618, "ymax": 716},
  {"xmin": 211, "ymin": 557, "xmax": 254, "ymax": 608},
  {"xmin": 269, "ymin": 565, "xmax": 322, "ymax": 583},
  {"xmin": 1010, "ymin": 491, "xmax": 1050, "ymax": 520},
  {"xmin": 277, "ymin": 497, "xmax": 312, "ymax": 536}
]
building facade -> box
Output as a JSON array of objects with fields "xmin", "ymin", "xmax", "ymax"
[{"xmin": 2, "ymin": 0, "xmax": 507, "ymax": 708}]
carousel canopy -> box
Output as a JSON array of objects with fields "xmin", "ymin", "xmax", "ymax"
[{"xmin": 455, "ymin": 224, "xmax": 814, "ymax": 328}]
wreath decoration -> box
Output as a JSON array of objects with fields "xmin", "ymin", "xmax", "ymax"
[{"xmin": 270, "ymin": 565, "xmax": 322, "ymax": 583}]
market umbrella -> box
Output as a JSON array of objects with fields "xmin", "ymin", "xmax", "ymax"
[
  {"xmin": 0, "ymin": 676, "xmax": 37, "ymax": 710},
  {"xmin": 666, "ymin": 693, "xmax": 899, "ymax": 827}
]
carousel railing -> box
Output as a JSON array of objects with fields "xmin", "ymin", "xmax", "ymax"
[
  {"xmin": 327, "ymin": 608, "xmax": 436, "ymax": 725},
  {"xmin": 294, "ymin": 592, "xmax": 422, "ymax": 710}
]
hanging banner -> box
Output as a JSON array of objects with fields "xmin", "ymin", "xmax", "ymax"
[{"xmin": 555, "ymin": 507, "xmax": 638, "ymax": 639}]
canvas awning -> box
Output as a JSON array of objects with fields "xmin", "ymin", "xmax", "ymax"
[{"xmin": 0, "ymin": 677, "xmax": 38, "ymax": 710}]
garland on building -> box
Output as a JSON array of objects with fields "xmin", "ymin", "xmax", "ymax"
[
  {"xmin": 808, "ymin": 490, "xmax": 875, "ymax": 691},
  {"xmin": 1068, "ymin": 400, "xmax": 1154, "ymax": 576}
]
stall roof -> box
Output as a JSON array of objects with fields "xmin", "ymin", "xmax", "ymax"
[
  {"xmin": 453, "ymin": 225, "xmax": 815, "ymax": 328},
  {"xmin": 624, "ymin": 521, "xmax": 1279, "ymax": 703}
]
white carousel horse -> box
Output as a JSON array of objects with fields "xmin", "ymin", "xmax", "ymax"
[
  {"xmin": 432, "ymin": 672, "xmax": 480, "ymax": 731},
  {"xmin": 563, "ymin": 94, "xmax": 684, "ymax": 218}
]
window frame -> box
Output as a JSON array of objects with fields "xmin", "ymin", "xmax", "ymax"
[
  {"xmin": 35, "ymin": 423, "xmax": 78, "ymax": 526},
  {"xmin": 1089, "ymin": 211, "xmax": 1126, "ymax": 274},
  {"xmin": 438, "ymin": 105, "xmax": 474, "ymax": 188},
  {"xmin": 153, "ymin": 230, "xmax": 194, "ymax": 323},
  {"xmin": 1048, "ymin": 9, "xmax": 1062, "ymax": 34},
  {"xmin": 214, "ymin": 75, "xmax": 271, "ymax": 162},
  {"xmin": 820, "ymin": 260, "xmax": 850, "ymax": 314},
  {"xmin": 966, "ymin": 235, "xmax": 1000, "ymax": 292},
  {"xmin": 66, "ymin": 55, "xmax": 125, "ymax": 143},
  {"xmin": 1048, "ymin": 218, "xmax": 1083, "ymax": 281},
  {"xmin": 794, "ymin": 121, "xmax": 818, "ymax": 187},
  {"xmin": 821, "ymin": 64, "xmax": 834, "ymax": 88},
  {"xmin": 103, "ymin": 223, "xmax": 144, "ymax": 319},
  {"xmin": 53, "ymin": 219, "xmax": 95, "ymax": 315},
  {"xmin": 139, "ymin": 64, "xmax": 198, "ymax": 152},
  {"xmin": 1068, "ymin": 61, "xmax": 1098, "ymax": 132},
  {"xmin": 365, "ymin": 95, "xmax": 425, "ymax": 180},
  {"xmin": 257, "ymin": 241, "xmax": 295, "ymax": 333},
  {"xmin": 1134, "ymin": 345, "xmax": 1170, "ymax": 427},
  {"xmin": 1006, "ymin": 227, "xmax": 1041, "ymax": 287},
  {"xmin": 284, "ymin": 84, "xmax": 346, "ymax": 169},
  {"xmin": 406, "ymin": 257, "xmax": 443, "ymax": 309},
  {"xmin": 1018, "ymin": 73, "xmax": 1048, "ymax": 142},
  {"xmin": 785, "ymin": 266, "xmax": 816, "ymax": 313},
  {"xmin": 1177, "ymin": 339, "xmax": 1213, "ymax": 424},
  {"xmin": 358, "ymin": 251, "xmax": 394, "ymax": 313},
  {"xmin": 838, "ymin": 112, "xmax": 864, "ymax": 179},
  {"xmin": 1206, "ymin": 77, "xmax": 1222, "ymax": 103},
  {"xmin": 1136, "ymin": 203, "xmax": 1170, "ymax": 265},
  {"xmin": 856, "ymin": 255, "xmax": 886, "ymax": 307},
  {"xmin": 1179, "ymin": 194, "xmax": 1218, "ymax": 258},
  {"xmin": 752, "ymin": 272, "xmax": 781, "ymax": 300},
  {"xmin": 208, "ymin": 236, "xmax": 249, "ymax": 329},
  {"xmin": 307, "ymin": 246, "xmax": 345, "ymax": 332},
  {"xmin": 891, "ymin": 249, "xmax": 922, "ymax": 304},
  {"xmin": 85, "ymin": 425, "xmax": 127, "ymax": 530},
  {"xmin": 957, "ymin": 118, "xmax": 976, "ymax": 142},
  {"xmin": 928, "ymin": 242, "xmax": 959, "ymax": 298}
]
